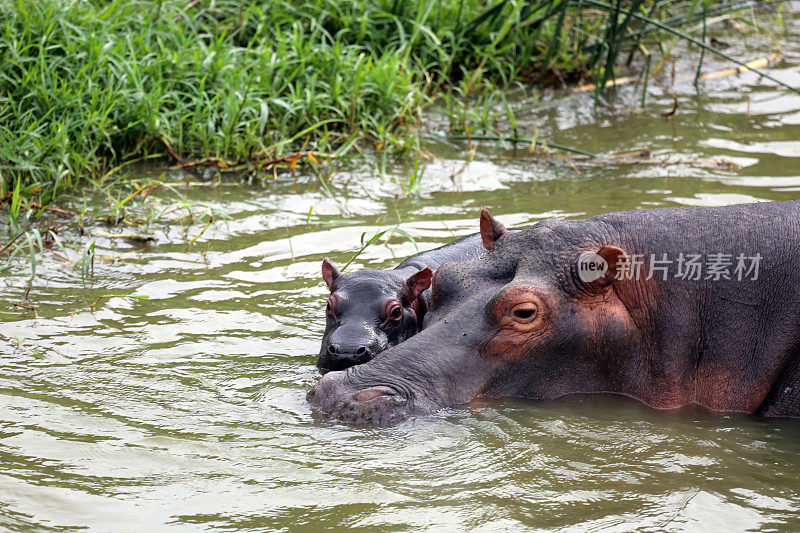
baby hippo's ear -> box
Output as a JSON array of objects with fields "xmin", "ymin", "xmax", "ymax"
[
  {"xmin": 321, "ymin": 258, "xmax": 341, "ymax": 291},
  {"xmin": 480, "ymin": 209, "xmax": 508, "ymax": 250},
  {"xmin": 407, "ymin": 267, "xmax": 433, "ymax": 301}
]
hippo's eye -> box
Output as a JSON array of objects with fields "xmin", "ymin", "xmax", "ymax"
[
  {"xmin": 513, "ymin": 308, "xmax": 536, "ymax": 320},
  {"xmin": 510, "ymin": 303, "xmax": 537, "ymax": 322},
  {"xmin": 490, "ymin": 286, "xmax": 547, "ymax": 333},
  {"xmin": 383, "ymin": 299, "xmax": 403, "ymax": 325}
]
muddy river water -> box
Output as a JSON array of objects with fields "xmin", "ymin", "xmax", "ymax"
[{"xmin": 3, "ymin": 7, "xmax": 800, "ymax": 532}]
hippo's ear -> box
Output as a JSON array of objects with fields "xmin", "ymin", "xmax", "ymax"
[
  {"xmin": 321, "ymin": 258, "xmax": 341, "ymax": 291},
  {"xmin": 406, "ymin": 267, "xmax": 433, "ymax": 301},
  {"xmin": 577, "ymin": 246, "xmax": 627, "ymax": 289},
  {"xmin": 597, "ymin": 246, "xmax": 626, "ymax": 283},
  {"xmin": 480, "ymin": 209, "xmax": 508, "ymax": 250}
]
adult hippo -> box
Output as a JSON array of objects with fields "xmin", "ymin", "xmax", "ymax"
[
  {"xmin": 317, "ymin": 233, "xmax": 485, "ymax": 372},
  {"xmin": 309, "ymin": 201, "xmax": 800, "ymax": 425}
]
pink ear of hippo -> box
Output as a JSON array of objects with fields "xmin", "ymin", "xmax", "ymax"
[
  {"xmin": 321, "ymin": 257, "xmax": 341, "ymax": 291},
  {"xmin": 407, "ymin": 267, "xmax": 433, "ymax": 301},
  {"xmin": 480, "ymin": 209, "xmax": 508, "ymax": 250},
  {"xmin": 597, "ymin": 245, "xmax": 626, "ymax": 283},
  {"xmin": 584, "ymin": 245, "xmax": 626, "ymax": 288}
]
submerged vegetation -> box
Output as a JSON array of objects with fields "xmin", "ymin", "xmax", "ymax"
[{"xmin": 0, "ymin": 0, "xmax": 779, "ymax": 219}]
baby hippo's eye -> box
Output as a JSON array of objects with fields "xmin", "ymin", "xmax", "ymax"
[{"xmin": 383, "ymin": 299, "xmax": 403, "ymax": 325}]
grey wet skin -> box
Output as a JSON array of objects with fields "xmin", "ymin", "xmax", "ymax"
[
  {"xmin": 309, "ymin": 201, "xmax": 800, "ymax": 425},
  {"xmin": 317, "ymin": 233, "xmax": 485, "ymax": 372}
]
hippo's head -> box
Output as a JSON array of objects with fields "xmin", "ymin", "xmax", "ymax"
[
  {"xmin": 317, "ymin": 258, "xmax": 433, "ymax": 372},
  {"xmin": 309, "ymin": 210, "xmax": 643, "ymax": 425}
]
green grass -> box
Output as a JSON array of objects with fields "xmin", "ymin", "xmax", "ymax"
[{"xmin": 0, "ymin": 0, "xmax": 773, "ymax": 224}]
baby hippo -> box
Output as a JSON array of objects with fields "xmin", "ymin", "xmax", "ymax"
[{"xmin": 318, "ymin": 233, "xmax": 485, "ymax": 372}]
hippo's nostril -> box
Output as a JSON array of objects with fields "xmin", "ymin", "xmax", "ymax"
[
  {"xmin": 327, "ymin": 344, "xmax": 339, "ymax": 355},
  {"xmin": 355, "ymin": 346, "xmax": 367, "ymax": 356},
  {"xmin": 351, "ymin": 386, "xmax": 403, "ymax": 403}
]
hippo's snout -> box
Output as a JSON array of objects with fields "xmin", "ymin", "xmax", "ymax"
[
  {"xmin": 306, "ymin": 370, "xmax": 347, "ymax": 409},
  {"xmin": 308, "ymin": 372, "xmax": 409, "ymax": 426}
]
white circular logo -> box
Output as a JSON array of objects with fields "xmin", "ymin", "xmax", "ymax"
[{"xmin": 577, "ymin": 251, "xmax": 608, "ymax": 282}]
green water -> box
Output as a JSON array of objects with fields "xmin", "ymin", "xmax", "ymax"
[{"xmin": 3, "ymin": 9, "xmax": 800, "ymax": 532}]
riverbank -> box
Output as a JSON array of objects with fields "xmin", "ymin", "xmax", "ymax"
[{"xmin": 0, "ymin": 0, "xmax": 777, "ymax": 220}]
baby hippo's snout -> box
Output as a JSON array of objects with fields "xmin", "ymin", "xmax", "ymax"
[
  {"xmin": 321, "ymin": 341, "xmax": 380, "ymax": 372},
  {"xmin": 318, "ymin": 322, "xmax": 388, "ymax": 373},
  {"xmin": 308, "ymin": 372, "xmax": 409, "ymax": 426}
]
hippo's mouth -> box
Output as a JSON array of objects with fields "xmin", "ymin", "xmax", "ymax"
[{"xmin": 307, "ymin": 372, "xmax": 411, "ymax": 426}]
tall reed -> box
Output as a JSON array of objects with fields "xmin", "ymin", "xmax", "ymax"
[{"xmin": 0, "ymin": 0, "xmax": 769, "ymax": 216}]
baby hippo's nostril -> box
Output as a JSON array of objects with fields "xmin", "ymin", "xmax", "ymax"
[
  {"xmin": 327, "ymin": 344, "xmax": 339, "ymax": 355},
  {"xmin": 356, "ymin": 346, "xmax": 367, "ymax": 356}
]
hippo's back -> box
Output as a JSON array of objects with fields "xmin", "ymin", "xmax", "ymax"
[
  {"xmin": 591, "ymin": 200, "xmax": 800, "ymax": 414},
  {"xmin": 396, "ymin": 233, "xmax": 486, "ymax": 272}
]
